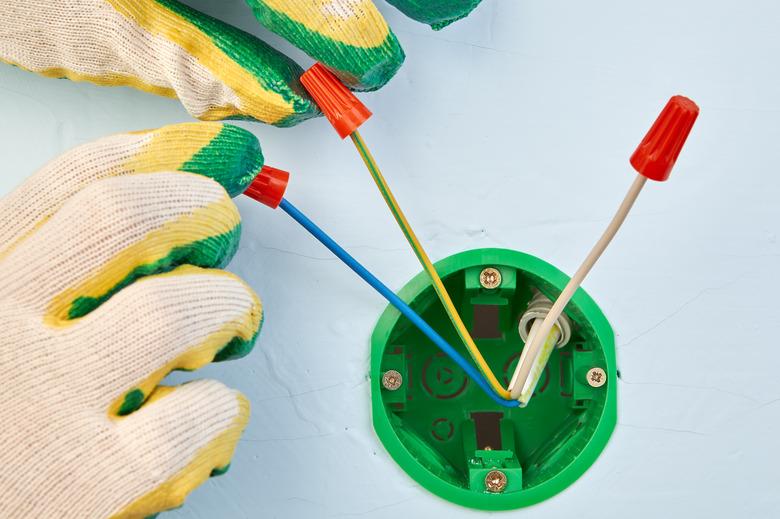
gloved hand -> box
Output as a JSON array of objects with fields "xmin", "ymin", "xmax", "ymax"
[
  {"xmin": 0, "ymin": 122, "xmax": 266, "ymax": 518},
  {"xmin": 0, "ymin": 0, "xmax": 483, "ymax": 126}
]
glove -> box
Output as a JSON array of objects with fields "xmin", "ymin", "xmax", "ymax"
[
  {"xmin": 0, "ymin": 122, "xmax": 265, "ymax": 518},
  {"xmin": 0, "ymin": 0, "xmax": 483, "ymax": 126}
]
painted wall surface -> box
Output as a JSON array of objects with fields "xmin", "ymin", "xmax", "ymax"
[{"xmin": 1, "ymin": 1, "xmax": 777, "ymax": 517}]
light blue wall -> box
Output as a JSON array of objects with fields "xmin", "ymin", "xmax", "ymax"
[{"xmin": 1, "ymin": 1, "xmax": 777, "ymax": 517}]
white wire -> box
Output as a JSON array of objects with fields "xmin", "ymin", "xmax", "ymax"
[{"xmin": 508, "ymin": 174, "xmax": 648, "ymax": 400}]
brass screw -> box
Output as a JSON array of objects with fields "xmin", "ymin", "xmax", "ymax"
[
  {"xmin": 382, "ymin": 370, "xmax": 403, "ymax": 391},
  {"xmin": 479, "ymin": 267, "xmax": 502, "ymax": 289},
  {"xmin": 484, "ymin": 470, "xmax": 508, "ymax": 493},
  {"xmin": 587, "ymin": 367, "xmax": 607, "ymax": 388}
]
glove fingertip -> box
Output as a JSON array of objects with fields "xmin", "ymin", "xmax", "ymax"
[
  {"xmin": 339, "ymin": 33, "xmax": 406, "ymax": 92},
  {"xmin": 246, "ymin": 0, "xmax": 406, "ymax": 92},
  {"xmin": 177, "ymin": 124, "xmax": 265, "ymax": 197},
  {"xmin": 386, "ymin": 0, "xmax": 485, "ymax": 30},
  {"xmin": 112, "ymin": 383, "xmax": 249, "ymax": 518}
]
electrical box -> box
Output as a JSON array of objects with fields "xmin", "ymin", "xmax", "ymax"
[{"xmin": 370, "ymin": 248, "xmax": 616, "ymax": 510}]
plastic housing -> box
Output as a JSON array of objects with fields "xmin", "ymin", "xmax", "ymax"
[{"xmin": 371, "ymin": 249, "xmax": 616, "ymax": 510}]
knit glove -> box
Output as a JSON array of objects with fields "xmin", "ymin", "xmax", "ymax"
[
  {"xmin": 0, "ymin": 122, "xmax": 266, "ymax": 518},
  {"xmin": 0, "ymin": 0, "xmax": 483, "ymax": 126}
]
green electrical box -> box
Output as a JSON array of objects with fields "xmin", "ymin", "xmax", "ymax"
[{"xmin": 370, "ymin": 248, "xmax": 616, "ymax": 510}]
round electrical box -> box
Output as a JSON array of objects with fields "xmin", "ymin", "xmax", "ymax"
[{"xmin": 370, "ymin": 249, "xmax": 616, "ymax": 510}]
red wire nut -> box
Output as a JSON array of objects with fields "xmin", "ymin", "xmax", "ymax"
[
  {"xmin": 630, "ymin": 95, "xmax": 700, "ymax": 181},
  {"xmin": 300, "ymin": 63, "xmax": 373, "ymax": 139},
  {"xmin": 244, "ymin": 165, "xmax": 289, "ymax": 209}
]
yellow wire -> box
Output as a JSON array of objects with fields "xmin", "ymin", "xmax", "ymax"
[{"xmin": 350, "ymin": 131, "xmax": 512, "ymax": 399}]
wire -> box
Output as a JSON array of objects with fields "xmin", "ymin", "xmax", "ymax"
[
  {"xmin": 513, "ymin": 318, "xmax": 561, "ymax": 406},
  {"xmin": 279, "ymin": 198, "xmax": 519, "ymax": 408},
  {"xmin": 349, "ymin": 130, "xmax": 512, "ymax": 400},
  {"xmin": 508, "ymin": 174, "xmax": 648, "ymax": 399}
]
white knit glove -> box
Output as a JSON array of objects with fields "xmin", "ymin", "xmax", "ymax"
[
  {"xmin": 0, "ymin": 122, "xmax": 265, "ymax": 518},
  {"xmin": 0, "ymin": 0, "xmax": 483, "ymax": 125}
]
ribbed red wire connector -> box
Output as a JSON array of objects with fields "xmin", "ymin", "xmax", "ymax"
[
  {"xmin": 244, "ymin": 165, "xmax": 289, "ymax": 209},
  {"xmin": 300, "ymin": 63, "xmax": 373, "ymax": 139},
  {"xmin": 630, "ymin": 95, "xmax": 700, "ymax": 181}
]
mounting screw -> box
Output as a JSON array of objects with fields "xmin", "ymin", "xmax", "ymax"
[
  {"xmin": 382, "ymin": 370, "xmax": 403, "ymax": 391},
  {"xmin": 586, "ymin": 367, "xmax": 607, "ymax": 388},
  {"xmin": 484, "ymin": 470, "xmax": 508, "ymax": 493},
  {"xmin": 479, "ymin": 267, "xmax": 502, "ymax": 289}
]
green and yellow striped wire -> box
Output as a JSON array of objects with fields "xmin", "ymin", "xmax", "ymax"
[{"xmin": 350, "ymin": 130, "xmax": 512, "ymax": 400}]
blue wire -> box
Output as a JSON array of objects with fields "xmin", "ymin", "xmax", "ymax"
[{"xmin": 279, "ymin": 198, "xmax": 519, "ymax": 408}]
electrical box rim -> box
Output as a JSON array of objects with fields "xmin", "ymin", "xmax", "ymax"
[{"xmin": 370, "ymin": 247, "xmax": 617, "ymax": 510}]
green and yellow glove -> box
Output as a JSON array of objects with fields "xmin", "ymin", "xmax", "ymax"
[
  {"xmin": 0, "ymin": 122, "xmax": 267, "ymax": 518},
  {"xmin": 0, "ymin": 0, "xmax": 483, "ymax": 126}
]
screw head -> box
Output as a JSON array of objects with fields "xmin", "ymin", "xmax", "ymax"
[
  {"xmin": 479, "ymin": 267, "xmax": 502, "ymax": 289},
  {"xmin": 382, "ymin": 370, "xmax": 403, "ymax": 391},
  {"xmin": 484, "ymin": 470, "xmax": 508, "ymax": 493},
  {"xmin": 587, "ymin": 367, "xmax": 607, "ymax": 388}
]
